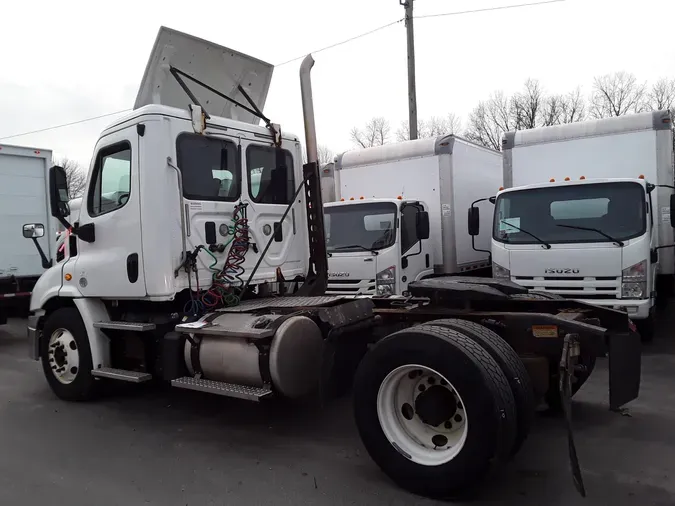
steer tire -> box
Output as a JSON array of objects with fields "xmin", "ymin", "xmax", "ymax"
[
  {"xmin": 41, "ymin": 307, "xmax": 98, "ymax": 402},
  {"xmin": 425, "ymin": 318, "xmax": 534, "ymax": 457},
  {"xmin": 353, "ymin": 324, "xmax": 517, "ymax": 499}
]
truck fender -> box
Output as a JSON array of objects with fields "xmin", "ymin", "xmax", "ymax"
[
  {"xmin": 29, "ymin": 264, "xmax": 65, "ymax": 312},
  {"xmin": 72, "ymin": 298, "xmax": 111, "ymax": 370}
]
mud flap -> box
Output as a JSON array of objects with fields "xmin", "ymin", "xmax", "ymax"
[
  {"xmin": 608, "ymin": 331, "xmax": 642, "ymax": 411},
  {"xmin": 559, "ymin": 333, "xmax": 586, "ymax": 498}
]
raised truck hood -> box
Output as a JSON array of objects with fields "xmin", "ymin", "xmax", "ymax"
[{"xmin": 135, "ymin": 26, "xmax": 273, "ymax": 124}]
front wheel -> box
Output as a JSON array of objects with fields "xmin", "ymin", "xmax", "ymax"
[
  {"xmin": 353, "ymin": 324, "xmax": 517, "ymax": 499},
  {"xmin": 41, "ymin": 307, "xmax": 98, "ymax": 401},
  {"xmin": 635, "ymin": 310, "xmax": 655, "ymax": 343}
]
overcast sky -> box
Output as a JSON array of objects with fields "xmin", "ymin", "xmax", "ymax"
[{"xmin": 1, "ymin": 0, "xmax": 673, "ymax": 167}]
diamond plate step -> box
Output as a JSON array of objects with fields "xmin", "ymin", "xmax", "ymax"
[
  {"xmin": 94, "ymin": 321, "xmax": 156, "ymax": 332},
  {"xmin": 92, "ymin": 367, "xmax": 152, "ymax": 383},
  {"xmin": 171, "ymin": 377, "xmax": 272, "ymax": 402}
]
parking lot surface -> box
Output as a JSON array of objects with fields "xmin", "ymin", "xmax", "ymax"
[{"xmin": 0, "ymin": 316, "xmax": 674, "ymax": 506}]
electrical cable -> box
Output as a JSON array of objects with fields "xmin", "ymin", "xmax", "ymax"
[
  {"xmin": 0, "ymin": 109, "xmax": 131, "ymax": 141},
  {"xmin": 414, "ymin": 0, "xmax": 564, "ymax": 19}
]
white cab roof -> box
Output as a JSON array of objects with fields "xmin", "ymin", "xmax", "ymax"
[{"xmin": 135, "ymin": 26, "xmax": 273, "ymax": 125}]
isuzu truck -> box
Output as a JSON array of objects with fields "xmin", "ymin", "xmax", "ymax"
[
  {"xmin": 323, "ymin": 136, "xmax": 502, "ymax": 295},
  {"xmin": 484, "ymin": 111, "xmax": 674, "ymax": 340}
]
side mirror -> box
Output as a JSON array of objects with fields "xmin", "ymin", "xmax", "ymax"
[
  {"xmin": 670, "ymin": 194, "xmax": 675, "ymax": 228},
  {"xmin": 23, "ymin": 223, "xmax": 45, "ymax": 239},
  {"xmin": 49, "ymin": 165, "xmax": 70, "ymax": 219},
  {"xmin": 416, "ymin": 211, "xmax": 430, "ymax": 240},
  {"xmin": 468, "ymin": 206, "xmax": 480, "ymax": 236}
]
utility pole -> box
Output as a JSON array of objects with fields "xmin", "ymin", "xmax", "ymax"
[{"xmin": 401, "ymin": 0, "xmax": 417, "ymax": 140}]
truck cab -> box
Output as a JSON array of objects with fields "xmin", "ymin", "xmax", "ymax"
[
  {"xmin": 324, "ymin": 198, "xmax": 431, "ymax": 295},
  {"xmin": 490, "ymin": 177, "xmax": 674, "ymax": 336}
]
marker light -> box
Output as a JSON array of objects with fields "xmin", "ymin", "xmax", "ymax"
[
  {"xmin": 638, "ymin": 174, "xmax": 645, "ymax": 179},
  {"xmin": 360, "ymin": 196, "xmax": 364, "ymax": 200},
  {"xmin": 564, "ymin": 177, "xmax": 570, "ymax": 181},
  {"xmin": 498, "ymin": 186, "xmax": 504, "ymax": 191},
  {"xmin": 580, "ymin": 176, "xmax": 586, "ymax": 180},
  {"xmin": 397, "ymin": 195, "xmax": 403, "ymax": 200},
  {"xmin": 550, "ymin": 178, "xmax": 555, "ymax": 182},
  {"xmin": 349, "ymin": 197, "xmax": 355, "ymax": 200},
  {"xmin": 340, "ymin": 198, "xmax": 345, "ymax": 201}
]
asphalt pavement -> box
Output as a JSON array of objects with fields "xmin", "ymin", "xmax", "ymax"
[{"xmin": 0, "ymin": 315, "xmax": 674, "ymax": 506}]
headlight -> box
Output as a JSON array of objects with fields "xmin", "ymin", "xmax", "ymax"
[
  {"xmin": 621, "ymin": 260, "xmax": 647, "ymax": 299},
  {"xmin": 376, "ymin": 266, "xmax": 396, "ymax": 295},
  {"xmin": 493, "ymin": 262, "xmax": 510, "ymax": 279}
]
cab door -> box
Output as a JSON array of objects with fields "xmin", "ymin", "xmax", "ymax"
[{"xmin": 66, "ymin": 126, "xmax": 146, "ymax": 297}]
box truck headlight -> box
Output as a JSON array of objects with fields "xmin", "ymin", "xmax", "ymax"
[
  {"xmin": 376, "ymin": 266, "xmax": 396, "ymax": 295},
  {"xmin": 493, "ymin": 262, "xmax": 510, "ymax": 280},
  {"xmin": 622, "ymin": 260, "xmax": 647, "ymax": 299}
]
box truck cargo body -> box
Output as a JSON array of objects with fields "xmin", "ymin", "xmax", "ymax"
[
  {"xmin": 493, "ymin": 110, "xmax": 674, "ymax": 336},
  {"xmin": 0, "ymin": 144, "xmax": 55, "ymax": 322},
  {"xmin": 323, "ymin": 135, "xmax": 502, "ymax": 295}
]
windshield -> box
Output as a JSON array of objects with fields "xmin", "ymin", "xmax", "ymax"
[
  {"xmin": 324, "ymin": 202, "xmax": 397, "ymax": 253},
  {"xmin": 493, "ymin": 181, "xmax": 646, "ymax": 245}
]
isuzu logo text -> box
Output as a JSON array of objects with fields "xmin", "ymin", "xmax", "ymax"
[
  {"xmin": 329, "ymin": 272, "xmax": 350, "ymax": 278},
  {"xmin": 544, "ymin": 268, "xmax": 580, "ymax": 274}
]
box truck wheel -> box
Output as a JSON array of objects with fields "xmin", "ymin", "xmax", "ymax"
[
  {"xmin": 41, "ymin": 308, "xmax": 98, "ymax": 401},
  {"xmin": 353, "ymin": 325, "xmax": 517, "ymax": 499},
  {"xmin": 423, "ymin": 319, "xmax": 535, "ymax": 457}
]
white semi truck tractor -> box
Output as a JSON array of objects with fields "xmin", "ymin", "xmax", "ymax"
[{"xmin": 23, "ymin": 26, "xmax": 643, "ymax": 500}]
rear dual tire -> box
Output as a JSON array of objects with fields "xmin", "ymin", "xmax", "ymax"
[{"xmin": 353, "ymin": 324, "xmax": 518, "ymax": 499}]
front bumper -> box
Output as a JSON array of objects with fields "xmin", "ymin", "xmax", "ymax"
[
  {"xmin": 27, "ymin": 315, "xmax": 41, "ymax": 361},
  {"xmin": 576, "ymin": 297, "xmax": 652, "ymax": 320}
]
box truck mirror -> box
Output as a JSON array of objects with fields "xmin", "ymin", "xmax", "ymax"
[
  {"xmin": 468, "ymin": 207, "xmax": 480, "ymax": 236},
  {"xmin": 416, "ymin": 211, "xmax": 430, "ymax": 240},
  {"xmin": 670, "ymin": 194, "xmax": 675, "ymax": 228}
]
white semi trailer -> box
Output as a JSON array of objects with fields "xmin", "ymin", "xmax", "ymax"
[{"xmin": 23, "ymin": 26, "xmax": 643, "ymax": 500}]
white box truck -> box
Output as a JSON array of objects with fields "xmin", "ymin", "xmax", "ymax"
[
  {"xmin": 0, "ymin": 143, "xmax": 55, "ymax": 324},
  {"xmin": 482, "ymin": 110, "xmax": 674, "ymax": 339},
  {"xmin": 323, "ymin": 136, "xmax": 502, "ymax": 296}
]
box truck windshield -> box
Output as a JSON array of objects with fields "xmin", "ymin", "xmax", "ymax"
[
  {"xmin": 494, "ymin": 181, "xmax": 646, "ymax": 246},
  {"xmin": 325, "ymin": 202, "xmax": 396, "ymax": 253}
]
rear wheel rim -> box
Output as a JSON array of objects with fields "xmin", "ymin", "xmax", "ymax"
[
  {"xmin": 377, "ymin": 364, "xmax": 468, "ymax": 466},
  {"xmin": 48, "ymin": 329, "xmax": 80, "ymax": 385}
]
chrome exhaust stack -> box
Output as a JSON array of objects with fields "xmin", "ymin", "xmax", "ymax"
[
  {"xmin": 296, "ymin": 53, "xmax": 328, "ymax": 296},
  {"xmin": 300, "ymin": 54, "xmax": 318, "ymax": 165}
]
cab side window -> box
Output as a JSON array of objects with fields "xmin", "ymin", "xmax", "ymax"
[{"xmin": 88, "ymin": 142, "xmax": 132, "ymax": 217}]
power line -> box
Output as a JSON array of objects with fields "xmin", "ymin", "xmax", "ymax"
[
  {"xmin": 0, "ymin": 0, "xmax": 565, "ymax": 140},
  {"xmin": 0, "ymin": 109, "xmax": 131, "ymax": 141},
  {"xmin": 275, "ymin": 18, "xmax": 404, "ymax": 67},
  {"xmin": 414, "ymin": 0, "xmax": 565, "ymax": 20}
]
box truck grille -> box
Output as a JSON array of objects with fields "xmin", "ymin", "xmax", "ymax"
[
  {"xmin": 513, "ymin": 276, "xmax": 621, "ymax": 299},
  {"xmin": 326, "ymin": 279, "xmax": 377, "ymax": 296}
]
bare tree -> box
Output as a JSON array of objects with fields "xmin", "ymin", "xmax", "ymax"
[
  {"xmin": 647, "ymin": 77, "xmax": 675, "ymax": 111},
  {"xmin": 317, "ymin": 145, "xmax": 335, "ymax": 166},
  {"xmin": 540, "ymin": 88, "xmax": 586, "ymax": 126},
  {"xmin": 395, "ymin": 113, "xmax": 462, "ymax": 142},
  {"xmin": 350, "ymin": 117, "xmax": 391, "ymax": 148},
  {"xmin": 465, "ymin": 91, "xmax": 518, "ymax": 150},
  {"xmin": 590, "ymin": 71, "xmax": 648, "ymax": 118},
  {"xmin": 54, "ymin": 156, "xmax": 87, "ymax": 198},
  {"xmin": 512, "ymin": 78, "xmax": 544, "ymax": 129}
]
